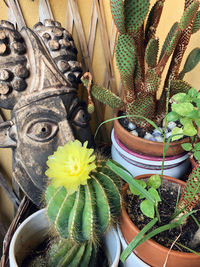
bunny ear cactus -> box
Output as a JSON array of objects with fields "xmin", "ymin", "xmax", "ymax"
[
  {"xmin": 44, "ymin": 140, "xmax": 122, "ymax": 266},
  {"xmin": 82, "ymin": 0, "xmax": 200, "ymax": 132}
]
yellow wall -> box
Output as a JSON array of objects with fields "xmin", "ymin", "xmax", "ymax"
[{"xmin": 0, "ymin": 0, "xmax": 200, "ymax": 224}]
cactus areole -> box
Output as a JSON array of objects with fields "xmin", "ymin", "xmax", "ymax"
[
  {"xmin": 82, "ymin": 0, "xmax": 200, "ymax": 131},
  {"xmin": 45, "ymin": 140, "xmax": 122, "ymax": 243}
]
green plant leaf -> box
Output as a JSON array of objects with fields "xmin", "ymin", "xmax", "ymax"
[
  {"xmin": 185, "ymin": 110, "xmax": 198, "ymax": 119},
  {"xmin": 140, "ymin": 199, "xmax": 155, "ymax": 218},
  {"xmin": 129, "ymin": 180, "xmax": 146, "ymax": 196},
  {"xmin": 148, "ymin": 188, "xmax": 161, "ymax": 202},
  {"xmin": 195, "ymin": 99, "xmax": 200, "ymax": 108},
  {"xmin": 94, "ymin": 115, "xmax": 162, "ymax": 140},
  {"xmin": 180, "ymin": 117, "xmax": 193, "ymax": 126},
  {"xmin": 194, "ymin": 142, "xmax": 200, "ymax": 150},
  {"xmin": 135, "ymin": 211, "xmax": 197, "ymax": 253},
  {"xmin": 194, "ymin": 151, "xmax": 200, "ymax": 161},
  {"xmin": 171, "ymin": 127, "xmax": 184, "ymax": 141},
  {"xmin": 172, "ymin": 103, "xmax": 194, "ymax": 116},
  {"xmin": 106, "ymin": 160, "xmax": 155, "ymax": 203},
  {"xmin": 147, "ymin": 174, "xmax": 161, "ymax": 189},
  {"xmin": 183, "ymin": 123, "xmax": 197, "ymax": 136},
  {"xmin": 195, "ymin": 118, "xmax": 200, "ymax": 128},
  {"xmin": 166, "ymin": 111, "xmax": 179, "ymax": 122},
  {"xmin": 171, "ymin": 93, "xmax": 186, "ymax": 103},
  {"xmin": 188, "ymin": 87, "xmax": 198, "ymax": 98},
  {"xmin": 171, "ymin": 240, "xmax": 200, "ymax": 256},
  {"xmin": 181, "ymin": 143, "xmax": 193, "ymax": 151},
  {"xmin": 120, "ymin": 218, "xmax": 158, "ymax": 262}
]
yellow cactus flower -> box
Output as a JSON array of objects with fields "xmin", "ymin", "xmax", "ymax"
[{"xmin": 45, "ymin": 140, "xmax": 96, "ymax": 195}]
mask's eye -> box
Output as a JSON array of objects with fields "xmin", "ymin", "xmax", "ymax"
[
  {"xmin": 26, "ymin": 121, "xmax": 58, "ymax": 142},
  {"xmin": 72, "ymin": 108, "xmax": 90, "ymax": 127}
]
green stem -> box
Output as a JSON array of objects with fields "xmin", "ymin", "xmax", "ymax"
[
  {"xmin": 191, "ymin": 214, "xmax": 200, "ymax": 228},
  {"xmin": 155, "ymin": 203, "xmax": 161, "ymax": 223},
  {"xmin": 160, "ymin": 89, "xmax": 170, "ymax": 188}
]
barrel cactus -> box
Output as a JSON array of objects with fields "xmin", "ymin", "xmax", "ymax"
[
  {"xmin": 82, "ymin": 0, "xmax": 200, "ymax": 131},
  {"xmin": 44, "ymin": 140, "xmax": 122, "ymax": 266},
  {"xmin": 48, "ymin": 239, "xmax": 98, "ymax": 267}
]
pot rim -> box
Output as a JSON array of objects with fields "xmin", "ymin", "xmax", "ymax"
[
  {"xmin": 9, "ymin": 209, "xmax": 121, "ymax": 267},
  {"xmin": 114, "ymin": 116, "xmax": 189, "ymax": 157},
  {"xmin": 112, "ymin": 129, "xmax": 188, "ymax": 163},
  {"xmin": 121, "ymin": 174, "xmax": 200, "ymax": 259}
]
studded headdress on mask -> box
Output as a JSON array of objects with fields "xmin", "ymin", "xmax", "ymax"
[{"xmin": 0, "ymin": 19, "xmax": 82, "ymax": 111}]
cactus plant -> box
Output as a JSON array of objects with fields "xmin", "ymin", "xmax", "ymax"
[
  {"xmin": 44, "ymin": 140, "xmax": 122, "ymax": 266},
  {"xmin": 82, "ymin": 0, "xmax": 200, "ymax": 132}
]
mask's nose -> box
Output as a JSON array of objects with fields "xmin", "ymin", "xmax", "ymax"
[
  {"xmin": 58, "ymin": 119, "xmax": 75, "ymax": 146},
  {"xmin": 0, "ymin": 120, "xmax": 17, "ymax": 148}
]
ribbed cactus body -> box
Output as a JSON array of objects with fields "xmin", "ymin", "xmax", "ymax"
[
  {"xmin": 48, "ymin": 239, "xmax": 97, "ymax": 267},
  {"xmin": 45, "ymin": 160, "xmax": 121, "ymax": 243}
]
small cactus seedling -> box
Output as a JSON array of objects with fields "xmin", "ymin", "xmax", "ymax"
[
  {"xmin": 44, "ymin": 140, "xmax": 122, "ymax": 266},
  {"xmin": 82, "ymin": 0, "xmax": 200, "ymax": 132}
]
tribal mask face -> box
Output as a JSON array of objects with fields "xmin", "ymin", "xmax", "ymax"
[{"xmin": 0, "ymin": 20, "xmax": 93, "ymax": 206}]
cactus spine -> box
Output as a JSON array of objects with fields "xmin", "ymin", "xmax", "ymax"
[
  {"xmin": 48, "ymin": 239, "xmax": 97, "ymax": 267},
  {"xmin": 82, "ymin": 0, "xmax": 200, "ymax": 131},
  {"xmin": 45, "ymin": 159, "xmax": 121, "ymax": 266}
]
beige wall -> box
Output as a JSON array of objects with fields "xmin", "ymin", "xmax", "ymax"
[{"xmin": 0, "ymin": 0, "xmax": 200, "ymax": 223}]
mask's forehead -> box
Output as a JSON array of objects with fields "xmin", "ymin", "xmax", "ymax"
[{"xmin": 14, "ymin": 95, "xmax": 68, "ymax": 128}]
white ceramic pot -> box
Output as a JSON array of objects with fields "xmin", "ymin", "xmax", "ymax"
[
  {"xmin": 9, "ymin": 209, "xmax": 121, "ymax": 267},
  {"xmin": 111, "ymin": 129, "xmax": 190, "ymax": 179},
  {"xmin": 117, "ymin": 225, "xmax": 150, "ymax": 267}
]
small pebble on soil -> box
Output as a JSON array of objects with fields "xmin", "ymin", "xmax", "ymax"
[{"xmin": 118, "ymin": 111, "xmax": 181, "ymax": 143}]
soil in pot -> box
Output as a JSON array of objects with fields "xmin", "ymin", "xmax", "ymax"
[
  {"xmin": 21, "ymin": 236, "xmax": 109, "ymax": 267},
  {"xmin": 118, "ymin": 111, "xmax": 181, "ymax": 141},
  {"xmin": 125, "ymin": 179, "xmax": 200, "ymax": 253}
]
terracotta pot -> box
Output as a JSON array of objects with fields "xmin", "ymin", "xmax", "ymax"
[
  {"xmin": 120, "ymin": 174, "xmax": 200, "ymax": 267},
  {"xmin": 114, "ymin": 119, "xmax": 189, "ymax": 157},
  {"xmin": 111, "ymin": 129, "xmax": 190, "ymax": 179}
]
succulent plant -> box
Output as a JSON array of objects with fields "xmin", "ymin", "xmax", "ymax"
[
  {"xmin": 48, "ymin": 239, "xmax": 98, "ymax": 267},
  {"xmin": 82, "ymin": 0, "xmax": 200, "ymax": 132},
  {"xmin": 44, "ymin": 140, "xmax": 122, "ymax": 266}
]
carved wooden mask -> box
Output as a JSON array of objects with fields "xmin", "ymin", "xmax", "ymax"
[{"xmin": 0, "ymin": 20, "xmax": 93, "ymax": 207}]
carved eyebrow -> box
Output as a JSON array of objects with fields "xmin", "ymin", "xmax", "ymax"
[{"xmin": 17, "ymin": 108, "xmax": 63, "ymax": 133}]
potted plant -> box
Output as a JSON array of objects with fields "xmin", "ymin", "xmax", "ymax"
[
  {"xmin": 81, "ymin": 0, "xmax": 200, "ymax": 178},
  {"xmin": 9, "ymin": 140, "xmax": 122, "ymax": 266},
  {"xmin": 166, "ymin": 87, "xmax": 200, "ymax": 166},
  {"xmin": 107, "ymin": 159, "xmax": 200, "ymax": 267},
  {"xmin": 9, "ymin": 209, "xmax": 121, "ymax": 267}
]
